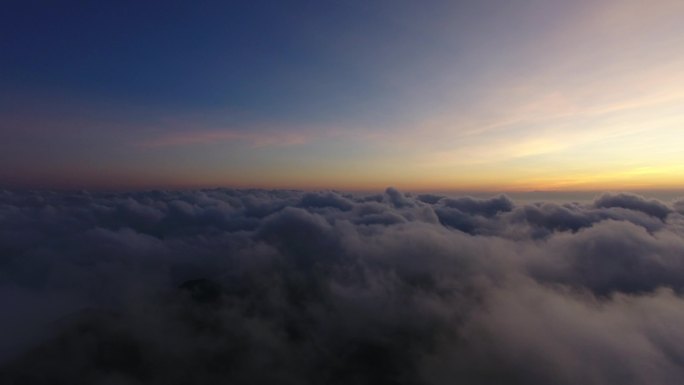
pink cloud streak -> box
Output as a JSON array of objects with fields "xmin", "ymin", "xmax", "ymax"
[{"xmin": 135, "ymin": 130, "xmax": 311, "ymax": 148}]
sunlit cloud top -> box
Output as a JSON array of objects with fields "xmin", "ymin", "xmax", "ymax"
[{"xmin": 1, "ymin": 0, "xmax": 683, "ymax": 191}]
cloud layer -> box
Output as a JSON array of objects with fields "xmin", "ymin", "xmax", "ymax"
[{"xmin": 1, "ymin": 188, "xmax": 684, "ymax": 384}]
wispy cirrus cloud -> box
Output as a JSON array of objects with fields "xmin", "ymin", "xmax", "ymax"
[{"xmin": 135, "ymin": 129, "xmax": 312, "ymax": 148}]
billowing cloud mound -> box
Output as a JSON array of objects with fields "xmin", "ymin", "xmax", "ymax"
[{"xmin": 1, "ymin": 188, "xmax": 684, "ymax": 384}]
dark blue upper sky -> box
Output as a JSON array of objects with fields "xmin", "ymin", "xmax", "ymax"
[
  {"xmin": 3, "ymin": 1, "xmax": 448, "ymax": 123},
  {"xmin": 3, "ymin": 1, "xmax": 550, "ymax": 124}
]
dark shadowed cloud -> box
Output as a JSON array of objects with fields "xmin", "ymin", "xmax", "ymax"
[{"xmin": 1, "ymin": 188, "xmax": 684, "ymax": 384}]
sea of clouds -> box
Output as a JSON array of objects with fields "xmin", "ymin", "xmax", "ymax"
[{"xmin": 1, "ymin": 187, "xmax": 684, "ymax": 384}]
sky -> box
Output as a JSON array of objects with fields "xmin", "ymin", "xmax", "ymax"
[{"xmin": 2, "ymin": 0, "xmax": 684, "ymax": 191}]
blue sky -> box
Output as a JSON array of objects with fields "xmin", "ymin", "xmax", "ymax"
[{"xmin": 2, "ymin": 0, "xmax": 683, "ymax": 190}]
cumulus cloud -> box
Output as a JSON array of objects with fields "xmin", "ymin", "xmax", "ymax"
[
  {"xmin": 594, "ymin": 193, "xmax": 672, "ymax": 220},
  {"xmin": 0, "ymin": 188, "xmax": 683, "ymax": 384}
]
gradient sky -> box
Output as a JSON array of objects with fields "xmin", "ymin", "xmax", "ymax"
[{"xmin": 2, "ymin": 0, "xmax": 684, "ymax": 191}]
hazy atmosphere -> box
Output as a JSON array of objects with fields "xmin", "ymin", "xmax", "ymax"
[{"xmin": 1, "ymin": 1, "xmax": 684, "ymax": 384}]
